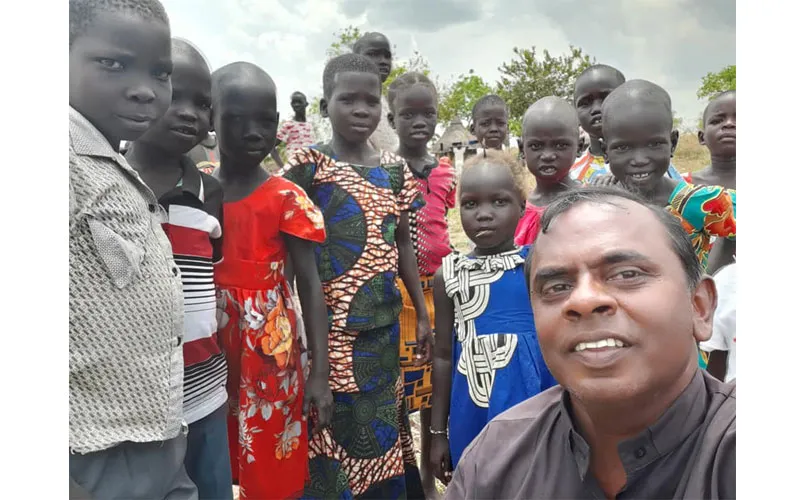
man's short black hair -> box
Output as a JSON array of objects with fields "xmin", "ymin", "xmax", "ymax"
[
  {"xmin": 536, "ymin": 185, "xmax": 704, "ymax": 289},
  {"xmin": 322, "ymin": 53, "xmax": 381, "ymax": 99},
  {"xmin": 69, "ymin": 0, "xmax": 169, "ymax": 46},
  {"xmin": 702, "ymin": 90, "xmax": 736, "ymax": 127},
  {"xmin": 471, "ymin": 94, "xmax": 508, "ymax": 121}
]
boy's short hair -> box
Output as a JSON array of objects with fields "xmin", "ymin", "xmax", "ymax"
[
  {"xmin": 322, "ymin": 53, "xmax": 381, "ymax": 99},
  {"xmin": 471, "ymin": 94, "xmax": 508, "ymax": 121},
  {"xmin": 387, "ymin": 72, "xmax": 438, "ymax": 114},
  {"xmin": 602, "ymin": 79, "xmax": 673, "ymax": 130},
  {"xmin": 576, "ymin": 64, "xmax": 626, "ymax": 84},
  {"xmin": 460, "ymin": 149, "xmax": 527, "ymax": 203},
  {"xmin": 521, "ymin": 96, "xmax": 579, "ymax": 134},
  {"xmin": 702, "ymin": 90, "xmax": 736, "ymax": 127},
  {"xmin": 69, "ymin": 0, "xmax": 169, "ymax": 46},
  {"xmin": 352, "ymin": 32, "xmax": 389, "ymax": 54}
]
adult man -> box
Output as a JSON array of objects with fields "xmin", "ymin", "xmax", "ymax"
[
  {"xmin": 444, "ymin": 186, "xmax": 736, "ymax": 499},
  {"xmin": 353, "ymin": 31, "xmax": 399, "ymax": 152}
]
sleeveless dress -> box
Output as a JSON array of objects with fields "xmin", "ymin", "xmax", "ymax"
[{"xmin": 442, "ymin": 246, "xmax": 557, "ymax": 466}]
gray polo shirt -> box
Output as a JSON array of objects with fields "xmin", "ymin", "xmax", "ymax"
[{"xmin": 445, "ymin": 369, "xmax": 735, "ymax": 499}]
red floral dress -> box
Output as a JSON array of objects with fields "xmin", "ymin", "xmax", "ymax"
[{"xmin": 215, "ymin": 176, "xmax": 326, "ymax": 500}]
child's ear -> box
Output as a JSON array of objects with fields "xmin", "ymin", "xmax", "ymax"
[
  {"xmin": 697, "ymin": 130, "xmax": 706, "ymax": 146},
  {"xmin": 670, "ymin": 129, "xmax": 680, "ymax": 157},
  {"xmin": 469, "ymin": 122, "xmax": 475, "ymax": 134},
  {"xmin": 320, "ymin": 98, "xmax": 330, "ymax": 119},
  {"xmin": 388, "ymin": 112, "xmax": 396, "ymax": 130}
]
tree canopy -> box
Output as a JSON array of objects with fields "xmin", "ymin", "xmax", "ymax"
[{"xmin": 696, "ymin": 65, "xmax": 736, "ymax": 100}]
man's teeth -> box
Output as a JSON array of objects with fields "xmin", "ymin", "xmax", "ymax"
[{"xmin": 574, "ymin": 338, "xmax": 625, "ymax": 352}]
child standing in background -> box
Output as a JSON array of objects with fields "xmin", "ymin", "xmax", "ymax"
[
  {"xmin": 514, "ymin": 97, "xmax": 581, "ymax": 245},
  {"xmin": 211, "ymin": 62, "xmax": 333, "ymax": 500},
  {"xmin": 270, "ymin": 91, "xmax": 316, "ymax": 168},
  {"xmin": 353, "ymin": 31, "xmax": 400, "ymax": 153},
  {"xmin": 685, "ymin": 91, "xmax": 736, "ymax": 189},
  {"xmin": 429, "ymin": 150, "xmax": 557, "ymax": 486},
  {"xmin": 126, "ymin": 38, "xmax": 231, "ymax": 500},
  {"xmin": 470, "ymin": 94, "xmax": 510, "ymax": 152},
  {"xmin": 388, "ymin": 71, "xmax": 457, "ymax": 499},
  {"xmin": 283, "ymin": 54, "xmax": 433, "ymax": 499}
]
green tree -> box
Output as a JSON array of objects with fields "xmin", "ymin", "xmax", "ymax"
[
  {"xmin": 437, "ymin": 70, "xmax": 494, "ymax": 126},
  {"xmin": 696, "ymin": 65, "xmax": 735, "ymax": 100},
  {"xmin": 496, "ymin": 45, "xmax": 594, "ymax": 136},
  {"xmin": 326, "ymin": 26, "xmax": 363, "ymax": 60}
]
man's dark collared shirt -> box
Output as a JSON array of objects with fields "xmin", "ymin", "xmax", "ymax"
[{"xmin": 445, "ymin": 370, "xmax": 735, "ymax": 499}]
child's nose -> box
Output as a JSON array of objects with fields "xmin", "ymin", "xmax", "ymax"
[{"xmin": 126, "ymin": 84, "xmax": 156, "ymax": 103}]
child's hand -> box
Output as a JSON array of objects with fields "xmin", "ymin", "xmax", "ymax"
[
  {"xmin": 589, "ymin": 173, "xmax": 620, "ymax": 187},
  {"xmin": 430, "ymin": 434, "xmax": 453, "ymax": 485},
  {"xmin": 414, "ymin": 318, "xmax": 434, "ymax": 365},
  {"xmin": 303, "ymin": 371, "xmax": 333, "ymax": 435}
]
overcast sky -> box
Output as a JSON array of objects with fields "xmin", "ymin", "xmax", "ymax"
[{"xmin": 162, "ymin": 0, "xmax": 735, "ymax": 126}]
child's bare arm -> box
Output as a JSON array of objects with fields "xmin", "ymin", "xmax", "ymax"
[
  {"xmin": 284, "ymin": 233, "xmax": 332, "ymax": 432},
  {"xmin": 430, "ymin": 267, "xmax": 455, "ymax": 484},
  {"xmin": 396, "ymin": 212, "xmax": 433, "ymax": 363}
]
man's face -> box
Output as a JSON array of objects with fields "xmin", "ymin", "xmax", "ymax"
[{"xmin": 529, "ymin": 200, "xmax": 715, "ymax": 405}]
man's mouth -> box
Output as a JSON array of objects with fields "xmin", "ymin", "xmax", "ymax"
[{"xmin": 573, "ymin": 337, "xmax": 629, "ymax": 352}]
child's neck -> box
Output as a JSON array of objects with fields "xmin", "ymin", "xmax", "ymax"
[
  {"xmin": 398, "ymin": 144, "xmax": 433, "ymax": 173},
  {"xmin": 710, "ymin": 155, "xmax": 736, "ymax": 173},
  {"xmin": 588, "ymin": 135, "xmax": 604, "ymax": 156},
  {"xmin": 329, "ymin": 134, "xmax": 379, "ymax": 165},
  {"xmin": 126, "ymin": 143, "xmax": 184, "ymax": 199},
  {"xmin": 640, "ymin": 176, "xmax": 678, "ymax": 207},
  {"xmin": 293, "ymin": 112, "xmax": 307, "ymax": 123},
  {"xmin": 217, "ymin": 154, "xmax": 270, "ymax": 202},
  {"xmin": 530, "ymin": 176, "xmax": 579, "ymax": 205},
  {"xmin": 472, "ymin": 238, "xmax": 516, "ymax": 257}
]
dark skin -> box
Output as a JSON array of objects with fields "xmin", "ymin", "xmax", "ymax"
[
  {"xmin": 603, "ymin": 99, "xmax": 734, "ymax": 274},
  {"xmin": 323, "ymin": 71, "xmax": 434, "ymax": 361},
  {"xmin": 574, "ymin": 68, "xmax": 625, "ymax": 156},
  {"xmin": 471, "ymin": 104, "xmax": 509, "ymax": 150},
  {"xmin": 695, "ymin": 92, "xmax": 736, "ymax": 189},
  {"xmin": 521, "ymin": 102, "xmax": 581, "ymax": 206},
  {"xmin": 430, "ymin": 163, "xmax": 525, "ymax": 485},
  {"xmin": 388, "ymin": 82, "xmax": 441, "ymax": 499},
  {"xmin": 354, "ymin": 33, "xmax": 393, "ymax": 83},
  {"xmin": 529, "ymin": 200, "xmax": 716, "ymax": 499},
  {"xmin": 270, "ymin": 91, "xmax": 309, "ymax": 168},
  {"xmin": 127, "ymin": 41, "xmax": 213, "ymax": 198},
  {"xmin": 69, "ymin": 12, "xmax": 173, "ymax": 150},
  {"xmin": 212, "ymin": 68, "xmax": 333, "ymax": 433}
]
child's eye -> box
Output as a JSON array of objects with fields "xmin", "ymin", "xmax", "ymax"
[
  {"xmin": 462, "ymin": 200, "xmax": 477, "ymax": 209},
  {"xmin": 425, "ymin": 111, "xmax": 436, "ymax": 118},
  {"xmin": 528, "ymin": 143, "xmax": 542, "ymax": 151},
  {"xmin": 98, "ymin": 58, "xmax": 123, "ymax": 70},
  {"xmin": 647, "ymin": 141, "xmax": 665, "ymax": 148},
  {"xmin": 401, "ymin": 112, "xmax": 413, "ymax": 119},
  {"xmin": 613, "ymin": 144, "xmax": 630, "ymax": 152},
  {"xmin": 153, "ymin": 70, "xmax": 171, "ymax": 81},
  {"xmin": 555, "ymin": 143, "xmax": 569, "ymax": 150},
  {"xmin": 493, "ymin": 199, "xmax": 509, "ymax": 207}
]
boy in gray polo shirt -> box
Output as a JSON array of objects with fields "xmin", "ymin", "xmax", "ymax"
[{"xmin": 69, "ymin": 0, "xmax": 196, "ymax": 498}]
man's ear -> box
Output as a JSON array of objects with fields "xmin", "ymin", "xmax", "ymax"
[
  {"xmin": 697, "ymin": 130, "xmax": 706, "ymax": 146},
  {"xmin": 388, "ymin": 112, "xmax": 396, "ymax": 130},
  {"xmin": 670, "ymin": 129, "xmax": 680, "ymax": 157},
  {"xmin": 691, "ymin": 275, "xmax": 718, "ymax": 344},
  {"xmin": 320, "ymin": 98, "xmax": 329, "ymax": 118}
]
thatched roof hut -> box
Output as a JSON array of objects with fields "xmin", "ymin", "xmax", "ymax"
[{"xmin": 432, "ymin": 119, "xmax": 478, "ymax": 155}]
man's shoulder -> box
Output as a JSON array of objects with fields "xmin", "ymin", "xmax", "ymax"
[{"xmin": 462, "ymin": 385, "xmax": 564, "ymax": 455}]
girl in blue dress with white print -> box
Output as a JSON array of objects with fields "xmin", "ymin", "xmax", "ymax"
[{"xmin": 429, "ymin": 150, "xmax": 557, "ymax": 484}]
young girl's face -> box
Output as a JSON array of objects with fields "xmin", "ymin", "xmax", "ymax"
[
  {"xmin": 522, "ymin": 115, "xmax": 578, "ymax": 185},
  {"xmin": 459, "ymin": 163, "xmax": 524, "ymax": 252},
  {"xmin": 325, "ymin": 71, "xmax": 382, "ymax": 144},
  {"xmin": 392, "ymin": 85, "xmax": 437, "ymax": 150},
  {"xmin": 472, "ymin": 104, "xmax": 509, "ymax": 150}
]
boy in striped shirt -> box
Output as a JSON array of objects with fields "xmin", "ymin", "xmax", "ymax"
[{"xmin": 126, "ymin": 38, "xmax": 232, "ymax": 500}]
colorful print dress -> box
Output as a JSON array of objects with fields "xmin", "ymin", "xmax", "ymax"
[
  {"xmin": 215, "ymin": 176, "xmax": 326, "ymax": 500},
  {"xmin": 442, "ymin": 246, "xmax": 558, "ymax": 467},
  {"xmin": 283, "ymin": 146, "xmax": 426, "ymax": 499}
]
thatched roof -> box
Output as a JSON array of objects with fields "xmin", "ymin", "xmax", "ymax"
[{"xmin": 432, "ymin": 119, "xmax": 478, "ymax": 154}]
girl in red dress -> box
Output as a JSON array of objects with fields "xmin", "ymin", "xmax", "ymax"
[{"xmin": 211, "ymin": 62, "xmax": 333, "ymax": 499}]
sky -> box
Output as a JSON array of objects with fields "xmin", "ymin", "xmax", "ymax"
[{"xmin": 162, "ymin": 0, "xmax": 735, "ymax": 128}]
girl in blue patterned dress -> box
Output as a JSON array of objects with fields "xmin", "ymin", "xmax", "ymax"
[{"xmin": 429, "ymin": 150, "xmax": 557, "ymax": 485}]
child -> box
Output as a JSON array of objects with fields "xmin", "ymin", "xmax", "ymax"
[
  {"xmin": 514, "ymin": 97, "xmax": 582, "ymax": 245},
  {"xmin": 700, "ymin": 262, "xmax": 737, "ymax": 383},
  {"xmin": 282, "ymin": 53, "xmax": 433, "ymax": 499},
  {"xmin": 470, "ymin": 94, "xmax": 509, "ymax": 152},
  {"xmin": 125, "ymin": 38, "xmax": 232, "ymax": 500},
  {"xmin": 429, "ymin": 150, "xmax": 557, "ymax": 485},
  {"xmin": 572, "ymin": 64, "xmax": 683, "ymax": 183},
  {"xmin": 210, "ymin": 61, "xmax": 334, "ymax": 500},
  {"xmin": 601, "ymin": 79, "xmax": 736, "ymax": 368},
  {"xmin": 270, "ymin": 91, "xmax": 316, "ymax": 168},
  {"xmin": 353, "ymin": 31, "xmax": 400, "ymax": 153},
  {"xmin": 685, "ymin": 90, "xmax": 736, "ymax": 189},
  {"xmin": 68, "ymin": 1, "xmax": 195, "ymax": 498},
  {"xmin": 387, "ymin": 71, "xmax": 457, "ymax": 499}
]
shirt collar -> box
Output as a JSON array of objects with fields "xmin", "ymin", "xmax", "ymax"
[
  {"xmin": 177, "ymin": 155, "xmax": 204, "ymax": 201},
  {"xmin": 563, "ymin": 369, "xmax": 708, "ymax": 481}
]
